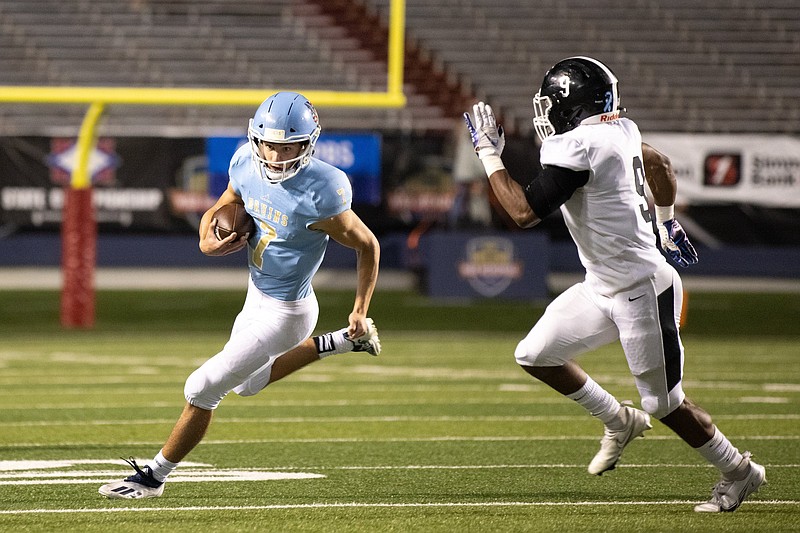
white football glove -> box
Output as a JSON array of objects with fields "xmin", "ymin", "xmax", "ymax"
[{"xmin": 464, "ymin": 102, "xmax": 505, "ymax": 160}]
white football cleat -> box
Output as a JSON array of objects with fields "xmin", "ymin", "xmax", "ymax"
[
  {"xmin": 588, "ymin": 404, "xmax": 652, "ymax": 475},
  {"xmin": 99, "ymin": 458, "xmax": 165, "ymax": 499},
  {"xmin": 694, "ymin": 452, "xmax": 766, "ymax": 512},
  {"xmin": 346, "ymin": 318, "xmax": 381, "ymax": 356}
]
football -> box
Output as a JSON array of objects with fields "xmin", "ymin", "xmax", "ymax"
[{"xmin": 213, "ymin": 203, "xmax": 255, "ymax": 241}]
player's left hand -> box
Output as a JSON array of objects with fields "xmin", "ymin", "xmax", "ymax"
[
  {"xmin": 347, "ymin": 312, "xmax": 369, "ymax": 339},
  {"xmin": 464, "ymin": 102, "xmax": 505, "ymax": 159},
  {"xmin": 658, "ymin": 218, "xmax": 698, "ymax": 267}
]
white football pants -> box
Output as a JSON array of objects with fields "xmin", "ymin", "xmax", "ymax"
[
  {"xmin": 514, "ymin": 263, "xmax": 686, "ymax": 419},
  {"xmin": 184, "ymin": 278, "xmax": 318, "ymax": 410}
]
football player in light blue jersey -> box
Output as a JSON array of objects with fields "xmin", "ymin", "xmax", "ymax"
[
  {"xmin": 100, "ymin": 92, "xmax": 381, "ymax": 499},
  {"xmin": 229, "ymin": 119, "xmax": 354, "ymax": 301},
  {"xmin": 465, "ymin": 57, "xmax": 764, "ymax": 513}
]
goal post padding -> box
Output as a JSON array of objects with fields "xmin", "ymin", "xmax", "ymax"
[
  {"xmin": 59, "ymin": 102, "xmax": 104, "ymax": 329},
  {"xmin": 60, "ymin": 187, "xmax": 96, "ymax": 328}
]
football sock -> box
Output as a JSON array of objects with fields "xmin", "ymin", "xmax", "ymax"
[
  {"xmin": 314, "ymin": 328, "xmax": 352, "ymax": 358},
  {"xmin": 566, "ymin": 377, "xmax": 623, "ymax": 428},
  {"xmin": 147, "ymin": 450, "xmax": 179, "ymax": 483},
  {"xmin": 696, "ymin": 426, "xmax": 745, "ymax": 477}
]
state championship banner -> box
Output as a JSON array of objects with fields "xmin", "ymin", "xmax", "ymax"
[
  {"xmin": 643, "ymin": 133, "xmax": 800, "ymax": 207},
  {"xmin": 0, "ymin": 137, "xmax": 205, "ymax": 231},
  {"xmin": 0, "ymin": 134, "xmax": 381, "ymax": 232}
]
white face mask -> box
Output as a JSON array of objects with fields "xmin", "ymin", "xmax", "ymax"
[
  {"xmin": 248, "ymin": 119, "xmax": 319, "ymax": 183},
  {"xmin": 532, "ymin": 92, "xmax": 556, "ymax": 142}
]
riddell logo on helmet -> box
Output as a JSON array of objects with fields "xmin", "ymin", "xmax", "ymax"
[{"xmin": 600, "ymin": 112, "xmax": 620, "ymax": 122}]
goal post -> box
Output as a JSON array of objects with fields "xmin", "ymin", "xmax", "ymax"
[
  {"xmin": 0, "ymin": 0, "xmax": 406, "ymax": 328},
  {"xmin": 59, "ymin": 102, "xmax": 105, "ymax": 328}
]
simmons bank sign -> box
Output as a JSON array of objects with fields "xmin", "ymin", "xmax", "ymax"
[{"xmin": 643, "ymin": 134, "xmax": 800, "ymax": 207}]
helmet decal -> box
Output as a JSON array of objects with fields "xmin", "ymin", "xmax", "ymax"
[
  {"xmin": 304, "ymin": 101, "xmax": 319, "ymax": 124},
  {"xmin": 603, "ymin": 91, "xmax": 614, "ymax": 113},
  {"xmin": 558, "ymin": 75, "xmax": 571, "ymax": 97},
  {"xmin": 263, "ymin": 128, "xmax": 286, "ymax": 140}
]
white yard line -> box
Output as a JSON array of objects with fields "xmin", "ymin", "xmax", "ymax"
[
  {"xmin": 3, "ymin": 434, "xmax": 800, "ymax": 449},
  {"xmin": 2, "ymin": 413, "xmax": 799, "ymax": 428},
  {"xmin": 1, "ymin": 499, "xmax": 797, "ymax": 515}
]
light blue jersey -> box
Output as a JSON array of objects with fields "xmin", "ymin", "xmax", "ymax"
[{"xmin": 228, "ymin": 144, "xmax": 352, "ymax": 301}]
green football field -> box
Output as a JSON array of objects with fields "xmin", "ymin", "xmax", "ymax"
[{"xmin": 1, "ymin": 289, "xmax": 798, "ymax": 532}]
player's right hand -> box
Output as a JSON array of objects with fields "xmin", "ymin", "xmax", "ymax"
[
  {"xmin": 464, "ymin": 102, "xmax": 505, "ymax": 159},
  {"xmin": 658, "ymin": 218, "xmax": 698, "ymax": 267},
  {"xmin": 200, "ymin": 218, "xmax": 249, "ymax": 256}
]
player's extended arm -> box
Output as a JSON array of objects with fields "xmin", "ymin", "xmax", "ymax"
[
  {"xmin": 489, "ymin": 171, "xmax": 540, "ymax": 228},
  {"xmin": 198, "ymin": 184, "xmax": 248, "ymax": 256},
  {"xmin": 642, "ymin": 143, "xmax": 698, "ymax": 267},
  {"xmin": 463, "ymin": 102, "xmax": 539, "ymax": 228},
  {"xmin": 311, "ymin": 210, "xmax": 380, "ymax": 339},
  {"xmin": 464, "ymin": 102, "xmax": 588, "ymax": 228}
]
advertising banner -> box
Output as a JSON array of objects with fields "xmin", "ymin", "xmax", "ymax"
[
  {"xmin": 643, "ymin": 133, "xmax": 800, "ymax": 207},
  {"xmin": 421, "ymin": 232, "xmax": 549, "ymax": 300},
  {"xmin": 0, "ymin": 132, "xmax": 381, "ymax": 231},
  {"xmin": 0, "ymin": 137, "xmax": 205, "ymax": 231},
  {"xmin": 206, "ymin": 132, "xmax": 382, "ymax": 207}
]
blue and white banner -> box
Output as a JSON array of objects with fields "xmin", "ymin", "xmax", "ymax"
[
  {"xmin": 421, "ymin": 232, "xmax": 549, "ymax": 300},
  {"xmin": 206, "ymin": 132, "xmax": 382, "ymax": 206}
]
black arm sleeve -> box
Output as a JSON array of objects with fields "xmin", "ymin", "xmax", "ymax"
[{"xmin": 523, "ymin": 165, "xmax": 590, "ymax": 219}]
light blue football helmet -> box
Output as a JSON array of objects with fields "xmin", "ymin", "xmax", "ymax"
[{"xmin": 248, "ymin": 92, "xmax": 321, "ymax": 183}]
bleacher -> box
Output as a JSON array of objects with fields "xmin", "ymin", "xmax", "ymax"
[
  {"xmin": 0, "ymin": 0, "xmax": 449, "ymax": 135},
  {"xmin": 366, "ymin": 0, "xmax": 800, "ymax": 134},
  {"xmin": 0, "ymin": 0, "xmax": 798, "ymax": 135}
]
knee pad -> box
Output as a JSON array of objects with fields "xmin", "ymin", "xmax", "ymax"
[
  {"xmin": 635, "ymin": 371, "xmax": 685, "ymax": 419},
  {"xmin": 514, "ymin": 337, "xmax": 538, "ymax": 366},
  {"xmin": 640, "ymin": 393, "xmax": 680, "ymax": 419},
  {"xmin": 640, "ymin": 395, "xmax": 662, "ymax": 418},
  {"xmin": 514, "ymin": 342, "xmax": 530, "ymax": 366},
  {"xmin": 232, "ymin": 373, "xmax": 268, "ymax": 398},
  {"xmin": 184, "ymin": 367, "xmax": 227, "ymax": 411},
  {"xmin": 514, "ymin": 336, "xmax": 552, "ymax": 367}
]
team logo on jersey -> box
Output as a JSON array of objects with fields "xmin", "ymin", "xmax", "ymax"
[
  {"xmin": 704, "ymin": 153, "xmax": 741, "ymax": 186},
  {"xmin": 457, "ymin": 237, "xmax": 523, "ymax": 297}
]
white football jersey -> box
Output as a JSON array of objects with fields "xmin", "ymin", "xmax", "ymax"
[{"xmin": 539, "ymin": 118, "xmax": 666, "ymax": 295}]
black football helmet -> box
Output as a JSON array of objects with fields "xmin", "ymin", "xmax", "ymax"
[{"xmin": 533, "ymin": 56, "xmax": 621, "ymax": 141}]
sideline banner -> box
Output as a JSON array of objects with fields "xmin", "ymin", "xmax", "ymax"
[
  {"xmin": 421, "ymin": 232, "xmax": 549, "ymax": 300},
  {"xmin": 206, "ymin": 133, "xmax": 382, "ymax": 207},
  {"xmin": 0, "ymin": 137, "xmax": 204, "ymax": 230},
  {"xmin": 0, "ymin": 133, "xmax": 381, "ymax": 231},
  {"xmin": 643, "ymin": 133, "xmax": 800, "ymax": 207}
]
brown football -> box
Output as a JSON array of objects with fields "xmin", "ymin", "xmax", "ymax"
[{"xmin": 213, "ymin": 203, "xmax": 255, "ymax": 241}]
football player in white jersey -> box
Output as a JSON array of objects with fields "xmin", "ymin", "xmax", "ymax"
[
  {"xmin": 464, "ymin": 57, "xmax": 765, "ymax": 513},
  {"xmin": 100, "ymin": 92, "xmax": 381, "ymax": 499}
]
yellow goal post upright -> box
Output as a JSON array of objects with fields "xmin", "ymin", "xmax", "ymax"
[{"xmin": 0, "ymin": 0, "xmax": 406, "ymax": 328}]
